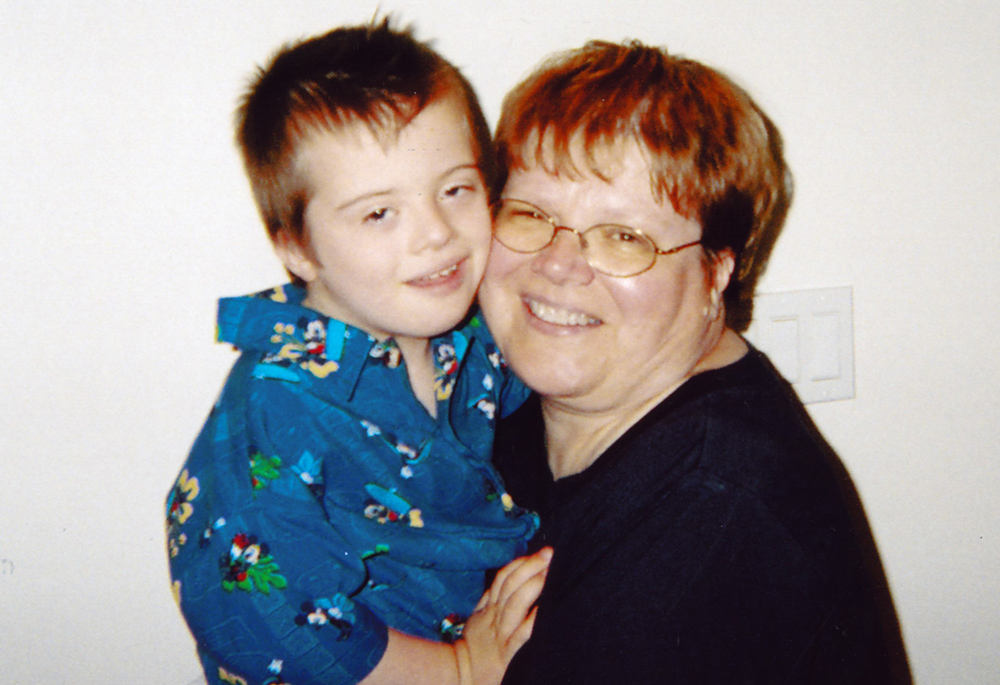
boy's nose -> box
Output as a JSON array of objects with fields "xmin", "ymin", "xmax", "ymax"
[{"xmin": 412, "ymin": 201, "xmax": 456, "ymax": 251}]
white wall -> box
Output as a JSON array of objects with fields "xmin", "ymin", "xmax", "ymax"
[{"xmin": 1, "ymin": 1, "xmax": 997, "ymax": 682}]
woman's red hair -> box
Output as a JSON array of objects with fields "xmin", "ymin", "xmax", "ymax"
[{"xmin": 496, "ymin": 40, "xmax": 792, "ymax": 331}]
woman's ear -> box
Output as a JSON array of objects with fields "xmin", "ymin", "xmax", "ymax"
[
  {"xmin": 705, "ymin": 248, "xmax": 736, "ymax": 321},
  {"xmin": 274, "ymin": 230, "xmax": 317, "ymax": 284},
  {"xmin": 710, "ymin": 248, "xmax": 736, "ymax": 295}
]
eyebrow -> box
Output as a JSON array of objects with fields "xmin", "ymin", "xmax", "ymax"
[
  {"xmin": 437, "ymin": 162, "xmax": 481, "ymax": 183},
  {"xmin": 335, "ymin": 190, "xmax": 393, "ymax": 213},
  {"xmin": 334, "ymin": 163, "xmax": 480, "ymax": 213}
]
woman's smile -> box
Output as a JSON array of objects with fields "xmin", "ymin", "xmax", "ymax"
[{"xmin": 523, "ymin": 296, "xmax": 602, "ymax": 327}]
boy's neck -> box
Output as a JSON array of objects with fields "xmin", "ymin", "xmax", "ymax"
[
  {"xmin": 395, "ymin": 336, "xmax": 438, "ymax": 418},
  {"xmin": 298, "ymin": 293, "xmax": 440, "ymax": 417}
]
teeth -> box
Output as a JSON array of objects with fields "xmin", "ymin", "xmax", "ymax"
[
  {"xmin": 412, "ymin": 263, "xmax": 459, "ymax": 285},
  {"xmin": 526, "ymin": 299, "xmax": 600, "ymax": 326},
  {"xmin": 426, "ymin": 264, "xmax": 458, "ymax": 281}
]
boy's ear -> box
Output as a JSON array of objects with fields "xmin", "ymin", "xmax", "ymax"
[{"xmin": 274, "ymin": 231, "xmax": 318, "ymax": 284}]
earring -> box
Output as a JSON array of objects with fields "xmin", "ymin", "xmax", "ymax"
[{"xmin": 705, "ymin": 289, "xmax": 721, "ymax": 321}]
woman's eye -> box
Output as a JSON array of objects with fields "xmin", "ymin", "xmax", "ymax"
[
  {"xmin": 611, "ymin": 229, "xmax": 639, "ymax": 242},
  {"xmin": 503, "ymin": 205, "xmax": 547, "ymax": 223},
  {"xmin": 598, "ymin": 226, "xmax": 649, "ymax": 251}
]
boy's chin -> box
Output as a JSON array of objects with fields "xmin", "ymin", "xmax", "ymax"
[{"xmin": 395, "ymin": 300, "xmax": 477, "ymax": 340}]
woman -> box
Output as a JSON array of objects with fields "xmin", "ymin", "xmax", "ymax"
[{"xmin": 479, "ymin": 40, "xmax": 910, "ymax": 683}]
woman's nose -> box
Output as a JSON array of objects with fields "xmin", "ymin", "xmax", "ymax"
[{"xmin": 531, "ymin": 227, "xmax": 594, "ymax": 285}]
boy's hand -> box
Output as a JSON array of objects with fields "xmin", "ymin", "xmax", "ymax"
[{"xmin": 457, "ymin": 547, "xmax": 553, "ymax": 685}]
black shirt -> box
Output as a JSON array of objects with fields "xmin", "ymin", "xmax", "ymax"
[{"xmin": 495, "ymin": 349, "xmax": 910, "ymax": 684}]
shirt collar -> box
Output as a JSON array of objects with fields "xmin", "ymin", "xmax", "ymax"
[{"xmin": 216, "ymin": 283, "xmax": 477, "ymax": 401}]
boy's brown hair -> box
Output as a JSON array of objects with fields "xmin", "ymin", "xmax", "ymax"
[
  {"xmin": 236, "ymin": 18, "xmax": 495, "ymax": 247},
  {"xmin": 495, "ymin": 40, "xmax": 792, "ymax": 332}
]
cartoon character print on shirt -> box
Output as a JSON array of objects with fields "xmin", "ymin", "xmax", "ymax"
[
  {"xmin": 360, "ymin": 420, "xmax": 431, "ymax": 479},
  {"xmin": 263, "ymin": 660, "xmax": 290, "ymax": 685},
  {"xmin": 438, "ymin": 613, "xmax": 465, "ymax": 643},
  {"xmin": 485, "ymin": 342, "xmax": 504, "ymax": 371},
  {"xmin": 217, "ymin": 661, "xmax": 287, "ymax": 685},
  {"xmin": 220, "ymin": 533, "xmax": 288, "ymax": 594},
  {"xmin": 261, "ymin": 316, "xmax": 339, "ymax": 378},
  {"xmin": 363, "ymin": 483, "xmax": 424, "ymax": 528},
  {"xmin": 433, "ymin": 342, "xmax": 459, "ymax": 401},
  {"xmin": 294, "ymin": 592, "xmax": 357, "ymax": 641},
  {"xmin": 470, "ymin": 371, "xmax": 498, "ymax": 421},
  {"xmin": 463, "ymin": 355, "xmax": 502, "ymax": 425},
  {"xmin": 263, "ymin": 671, "xmax": 290, "ymax": 685},
  {"xmin": 368, "ymin": 339, "xmax": 402, "ymax": 368},
  {"xmin": 261, "ymin": 284, "xmax": 290, "ymax": 304},
  {"xmin": 483, "ymin": 475, "xmax": 517, "ymax": 516},
  {"xmin": 217, "ymin": 666, "xmax": 249, "ymax": 685},
  {"xmin": 465, "ymin": 342, "xmax": 512, "ymax": 421},
  {"xmin": 199, "ymin": 516, "xmax": 227, "ymax": 550},
  {"xmin": 303, "ymin": 319, "xmax": 325, "ymax": 356},
  {"xmin": 249, "ymin": 449, "xmax": 282, "ymax": 492},
  {"xmin": 292, "ymin": 451, "xmax": 324, "ymax": 499},
  {"xmin": 166, "ymin": 469, "xmax": 200, "ymax": 557},
  {"xmin": 475, "ymin": 397, "xmax": 496, "ymax": 420}
]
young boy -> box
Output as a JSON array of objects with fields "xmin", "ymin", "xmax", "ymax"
[{"xmin": 166, "ymin": 20, "xmax": 545, "ymax": 685}]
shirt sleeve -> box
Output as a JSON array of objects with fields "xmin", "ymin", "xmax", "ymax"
[{"xmin": 167, "ymin": 367, "xmax": 390, "ymax": 685}]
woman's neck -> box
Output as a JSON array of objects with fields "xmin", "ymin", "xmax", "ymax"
[
  {"xmin": 541, "ymin": 391, "xmax": 676, "ymax": 479},
  {"xmin": 542, "ymin": 328, "xmax": 747, "ymax": 479}
]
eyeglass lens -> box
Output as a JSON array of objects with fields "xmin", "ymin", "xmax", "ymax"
[{"xmin": 494, "ymin": 199, "xmax": 660, "ymax": 276}]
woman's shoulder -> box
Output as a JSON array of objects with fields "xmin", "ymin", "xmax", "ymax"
[
  {"xmin": 686, "ymin": 351, "xmax": 871, "ymax": 558},
  {"xmin": 673, "ymin": 347, "xmax": 825, "ymax": 460},
  {"xmin": 624, "ymin": 348, "xmax": 856, "ymax": 534}
]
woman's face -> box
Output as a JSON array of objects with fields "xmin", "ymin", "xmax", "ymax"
[{"xmin": 479, "ymin": 142, "xmax": 732, "ymax": 413}]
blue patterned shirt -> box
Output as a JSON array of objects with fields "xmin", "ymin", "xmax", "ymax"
[{"xmin": 167, "ymin": 285, "xmax": 537, "ymax": 685}]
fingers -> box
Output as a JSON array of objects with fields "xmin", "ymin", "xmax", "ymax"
[
  {"xmin": 459, "ymin": 550, "xmax": 552, "ymax": 682},
  {"xmin": 474, "ymin": 554, "xmax": 529, "ymax": 612},
  {"xmin": 488, "ymin": 547, "xmax": 552, "ymax": 609},
  {"xmin": 505, "ymin": 606, "xmax": 538, "ymax": 655},
  {"xmin": 487, "ymin": 556, "xmax": 529, "ymax": 607},
  {"xmin": 493, "ymin": 564, "xmax": 547, "ymax": 645}
]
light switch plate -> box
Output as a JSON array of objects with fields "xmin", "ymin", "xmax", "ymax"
[{"xmin": 743, "ymin": 286, "xmax": 854, "ymax": 404}]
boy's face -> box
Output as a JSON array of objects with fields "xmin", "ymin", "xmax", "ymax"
[{"xmin": 278, "ymin": 95, "xmax": 492, "ymax": 344}]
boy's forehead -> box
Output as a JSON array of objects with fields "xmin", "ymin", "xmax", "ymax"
[
  {"xmin": 296, "ymin": 92, "xmax": 471, "ymax": 160},
  {"xmin": 292, "ymin": 94, "xmax": 477, "ymax": 190},
  {"xmin": 296, "ymin": 111, "xmax": 404, "ymax": 155},
  {"xmin": 291, "ymin": 122, "xmax": 385, "ymax": 194}
]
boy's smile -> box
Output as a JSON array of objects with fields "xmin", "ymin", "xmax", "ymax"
[
  {"xmin": 276, "ymin": 95, "xmax": 492, "ymax": 345},
  {"xmin": 406, "ymin": 258, "xmax": 466, "ymax": 289}
]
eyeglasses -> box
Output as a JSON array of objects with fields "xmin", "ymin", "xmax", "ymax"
[{"xmin": 493, "ymin": 198, "xmax": 702, "ymax": 277}]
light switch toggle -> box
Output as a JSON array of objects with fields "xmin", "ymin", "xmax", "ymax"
[{"xmin": 743, "ymin": 286, "xmax": 854, "ymax": 404}]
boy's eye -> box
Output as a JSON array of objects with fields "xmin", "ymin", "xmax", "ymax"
[
  {"xmin": 441, "ymin": 174, "xmax": 483, "ymax": 200},
  {"xmin": 443, "ymin": 184, "xmax": 473, "ymax": 198},
  {"xmin": 363, "ymin": 207, "xmax": 392, "ymax": 223}
]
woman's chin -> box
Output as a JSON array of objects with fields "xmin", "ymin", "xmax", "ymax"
[{"xmin": 508, "ymin": 355, "xmax": 600, "ymax": 401}]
